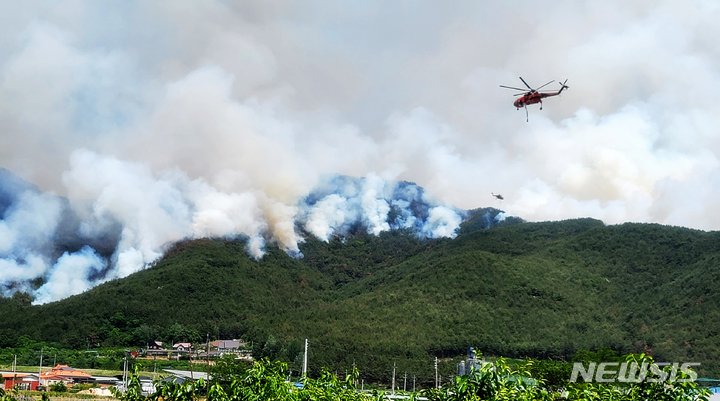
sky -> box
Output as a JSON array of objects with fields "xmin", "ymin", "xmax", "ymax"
[{"xmin": 1, "ymin": 0, "xmax": 720, "ymax": 302}]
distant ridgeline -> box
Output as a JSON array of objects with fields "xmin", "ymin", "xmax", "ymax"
[
  {"xmin": 2, "ymin": 214, "xmax": 720, "ymax": 381},
  {"xmin": 0, "ymin": 168, "xmax": 510, "ymax": 302}
]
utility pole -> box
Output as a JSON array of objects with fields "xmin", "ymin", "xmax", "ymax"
[
  {"xmin": 413, "ymin": 375, "xmax": 416, "ymax": 392},
  {"xmin": 404, "ymin": 371, "xmax": 407, "ymax": 392},
  {"xmin": 206, "ymin": 334, "xmax": 210, "ymax": 396},
  {"xmin": 392, "ymin": 362, "xmax": 396, "ymax": 395},
  {"xmin": 435, "ymin": 357, "xmax": 439, "ymax": 389},
  {"xmin": 189, "ymin": 343, "xmax": 194, "ymax": 380},
  {"xmin": 39, "ymin": 348, "xmax": 44, "ymax": 390},
  {"xmin": 302, "ymin": 339, "xmax": 308, "ymax": 378},
  {"xmin": 122, "ymin": 356, "xmax": 127, "ymax": 393},
  {"xmin": 123, "ymin": 350, "xmax": 132, "ymax": 393}
]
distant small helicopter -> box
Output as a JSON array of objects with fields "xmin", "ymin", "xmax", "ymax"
[
  {"xmin": 491, "ymin": 193, "xmax": 504, "ymax": 201},
  {"xmin": 500, "ymin": 77, "xmax": 569, "ymax": 121}
]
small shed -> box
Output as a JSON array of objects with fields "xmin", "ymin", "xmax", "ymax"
[{"xmin": 2, "ymin": 373, "xmax": 40, "ymax": 391}]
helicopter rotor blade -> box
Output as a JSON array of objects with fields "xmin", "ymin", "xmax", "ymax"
[
  {"xmin": 536, "ymin": 80, "xmax": 555, "ymax": 90},
  {"xmin": 500, "ymin": 85, "xmax": 527, "ymax": 91},
  {"xmin": 519, "ymin": 77, "xmax": 533, "ymax": 90}
]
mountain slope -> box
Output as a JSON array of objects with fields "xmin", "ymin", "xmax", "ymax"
[{"xmin": 1, "ymin": 218, "xmax": 719, "ymax": 380}]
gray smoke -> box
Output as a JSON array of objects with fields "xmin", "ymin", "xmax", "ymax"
[
  {"xmin": 0, "ymin": 165, "xmax": 469, "ymax": 303},
  {"xmin": 0, "ymin": 0, "xmax": 719, "ymax": 302}
]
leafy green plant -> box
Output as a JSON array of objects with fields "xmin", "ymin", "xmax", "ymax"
[
  {"xmin": 301, "ymin": 366, "xmax": 369, "ymax": 401},
  {"xmin": 72, "ymin": 383, "xmax": 92, "ymax": 392},
  {"xmin": 228, "ymin": 359, "xmax": 295, "ymax": 401},
  {"xmin": 107, "ymin": 357, "xmax": 709, "ymax": 401},
  {"xmin": 0, "ymin": 388, "xmax": 18, "ymax": 401},
  {"xmin": 211, "ymin": 353, "xmax": 252, "ymax": 387},
  {"xmin": 49, "ymin": 382, "xmax": 67, "ymax": 392},
  {"xmin": 422, "ymin": 358, "xmax": 552, "ymax": 401}
]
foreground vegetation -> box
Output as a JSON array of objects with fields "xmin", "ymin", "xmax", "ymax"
[
  {"xmin": 3, "ymin": 356, "xmax": 707, "ymax": 401},
  {"xmin": 2, "ymin": 216, "xmax": 720, "ymax": 381}
]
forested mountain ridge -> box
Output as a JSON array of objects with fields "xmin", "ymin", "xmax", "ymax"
[{"xmin": 1, "ymin": 216, "xmax": 720, "ymax": 380}]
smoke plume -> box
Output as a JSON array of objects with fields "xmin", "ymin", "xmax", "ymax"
[
  {"xmin": 1, "ymin": 161, "xmax": 466, "ymax": 303},
  {"xmin": 1, "ymin": 0, "xmax": 719, "ymax": 302}
]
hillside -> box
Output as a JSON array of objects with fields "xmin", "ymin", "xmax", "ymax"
[{"xmin": 1, "ymin": 217, "xmax": 720, "ymax": 381}]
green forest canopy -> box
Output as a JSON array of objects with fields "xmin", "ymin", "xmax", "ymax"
[{"xmin": 1, "ymin": 216, "xmax": 719, "ymax": 382}]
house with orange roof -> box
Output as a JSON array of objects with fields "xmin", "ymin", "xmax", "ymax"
[{"xmin": 39, "ymin": 365, "xmax": 93, "ymax": 386}]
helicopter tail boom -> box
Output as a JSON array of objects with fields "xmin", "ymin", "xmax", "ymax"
[{"xmin": 558, "ymin": 79, "xmax": 569, "ymax": 94}]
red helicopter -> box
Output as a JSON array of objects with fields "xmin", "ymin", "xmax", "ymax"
[{"xmin": 500, "ymin": 77, "xmax": 569, "ymax": 121}]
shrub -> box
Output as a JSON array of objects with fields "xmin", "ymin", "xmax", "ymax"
[{"xmin": 49, "ymin": 382, "xmax": 67, "ymax": 392}]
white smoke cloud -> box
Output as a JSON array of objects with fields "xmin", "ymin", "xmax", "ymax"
[
  {"xmin": 61, "ymin": 149, "xmax": 277, "ymax": 276},
  {"xmin": 360, "ymin": 174, "xmax": 392, "ymax": 236},
  {"xmin": 246, "ymin": 235, "xmax": 266, "ymax": 260},
  {"xmin": 301, "ymin": 175, "xmax": 464, "ymax": 241},
  {"xmin": 62, "ymin": 150, "xmax": 193, "ymax": 275},
  {"xmin": 0, "ymin": 191, "xmax": 61, "ymax": 289},
  {"xmin": 0, "ymin": 191, "xmax": 62, "ymax": 252},
  {"xmin": 0, "ymin": 0, "xmax": 719, "ymax": 301},
  {"xmin": 188, "ymin": 188, "xmax": 265, "ymax": 241},
  {"xmin": 34, "ymin": 246, "xmax": 106, "ymax": 304},
  {"xmin": 0, "ymin": 255, "xmax": 48, "ymax": 286},
  {"xmin": 304, "ymin": 194, "xmax": 352, "ymax": 241},
  {"xmin": 423, "ymin": 206, "xmax": 463, "ymax": 239},
  {"xmin": 389, "ymin": 199, "xmax": 418, "ymax": 230}
]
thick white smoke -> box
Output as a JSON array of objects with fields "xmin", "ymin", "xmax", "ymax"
[
  {"xmin": 1, "ymin": 148, "xmax": 466, "ymax": 303},
  {"xmin": 1, "ymin": 0, "xmax": 719, "ymax": 302},
  {"xmin": 63, "ymin": 149, "xmax": 273, "ymax": 264},
  {"xmin": 304, "ymin": 194, "xmax": 352, "ymax": 242},
  {"xmin": 423, "ymin": 207, "xmax": 463, "ymax": 239},
  {"xmin": 301, "ymin": 173, "xmax": 464, "ymax": 242},
  {"xmin": 33, "ymin": 246, "xmax": 106, "ymax": 304},
  {"xmin": 0, "ymin": 187, "xmax": 113, "ymax": 302},
  {"xmin": 0, "ymin": 191, "xmax": 62, "ymax": 285},
  {"xmin": 0, "ymin": 191, "xmax": 61, "ymax": 257}
]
